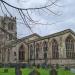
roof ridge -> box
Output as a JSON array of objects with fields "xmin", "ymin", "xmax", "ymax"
[
  {"xmin": 19, "ymin": 33, "xmax": 41, "ymax": 40},
  {"xmin": 44, "ymin": 29, "xmax": 74, "ymax": 38}
]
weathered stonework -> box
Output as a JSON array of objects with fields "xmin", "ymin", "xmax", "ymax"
[{"xmin": 0, "ymin": 16, "xmax": 75, "ymax": 65}]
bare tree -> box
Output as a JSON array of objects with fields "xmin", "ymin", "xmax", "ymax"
[
  {"xmin": 0, "ymin": 0, "xmax": 61, "ymax": 68},
  {"xmin": 0, "ymin": 0, "xmax": 60, "ymax": 31},
  {"xmin": 0, "ymin": 0, "xmax": 61, "ymax": 46}
]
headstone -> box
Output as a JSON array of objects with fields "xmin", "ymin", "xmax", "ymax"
[
  {"xmin": 47, "ymin": 64, "xmax": 50, "ymax": 69},
  {"xmin": 15, "ymin": 66, "xmax": 22, "ymax": 75},
  {"xmin": 36, "ymin": 64, "xmax": 40, "ymax": 69},
  {"xmin": 29, "ymin": 64, "xmax": 33, "ymax": 69},
  {"xmin": 0, "ymin": 63, "xmax": 2, "ymax": 68},
  {"xmin": 64, "ymin": 66, "xmax": 70, "ymax": 71},
  {"xmin": 4, "ymin": 69, "xmax": 8, "ymax": 73},
  {"xmin": 56, "ymin": 64, "xmax": 59, "ymax": 69},
  {"xmin": 71, "ymin": 68, "xmax": 75, "ymax": 73},
  {"xmin": 29, "ymin": 69, "xmax": 40, "ymax": 75},
  {"xmin": 50, "ymin": 68, "xmax": 57, "ymax": 75},
  {"xmin": 41, "ymin": 63, "xmax": 46, "ymax": 69}
]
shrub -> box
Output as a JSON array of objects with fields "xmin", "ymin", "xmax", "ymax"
[
  {"xmin": 36, "ymin": 64, "xmax": 40, "ymax": 69},
  {"xmin": 47, "ymin": 64, "xmax": 50, "ymax": 69},
  {"xmin": 41, "ymin": 63, "xmax": 47, "ymax": 69},
  {"xmin": 0, "ymin": 63, "xmax": 3, "ymax": 68},
  {"xmin": 56, "ymin": 64, "xmax": 59, "ymax": 69},
  {"xmin": 32, "ymin": 63, "xmax": 35, "ymax": 67},
  {"xmin": 4, "ymin": 69, "xmax": 8, "ymax": 73}
]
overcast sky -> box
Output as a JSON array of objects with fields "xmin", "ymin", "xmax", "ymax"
[{"xmin": 1, "ymin": 0, "xmax": 75, "ymax": 38}]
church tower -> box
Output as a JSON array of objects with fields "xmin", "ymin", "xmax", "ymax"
[
  {"xmin": 0, "ymin": 16, "xmax": 17, "ymax": 63},
  {"xmin": 0, "ymin": 16, "xmax": 17, "ymax": 43}
]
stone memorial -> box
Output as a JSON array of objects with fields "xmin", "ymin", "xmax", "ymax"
[
  {"xmin": 4, "ymin": 69, "xmax": 8, "ymax": 73},
  {"xmin": 71, "ymin": 68, "xmax": 75, "ymax": 73},
  {"xmin": 15, "ymin": 66, "xmax": 22, "ymax": 75},
  {"xmin": 29, "ymin": 69, "xmax": 40, "ymax": 75},
  {"xmin": 50, "ymin": 68, "xmax": 57, "ymax": 75}
]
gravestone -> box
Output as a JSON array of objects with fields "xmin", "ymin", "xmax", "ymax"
[
  {"xmin": 50, "ymin": 68, "xmax": 57, "ymax": 75},
  {"xmin": 41, "ymin": 63, "xmax": 46, "ymax": 69},
  {"xmin": 4, "ymin": 69, "xmax": 8, "ymax": 73},
  {"xmin": 71, "ymin": 68, "xmax": 75, "ymax": 73},
  {"xmin": 36, "ymin": 64, "xmax": 40, "ymax": 69},
  {"xmin": 65, "ymin": 66, "xmax": 70, "ymax": 71},
  {"xmin": 29, "ymin": 69, "xmax": 40, "ymax": 75},
  {"xmin": 15, "ymin": 66, "xmax": 22, "ymax": 75},
  {"xmin": 56, "ymin": 64, "xmax": 59, "ymax": 69},
  {"xmin": 47, "ymin": 64, "xmax": 50, "ymax": 69}
]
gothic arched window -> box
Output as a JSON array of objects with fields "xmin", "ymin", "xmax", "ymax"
[
  {"xmin": 43, "ymin": 41, "xmax": 48, "ymax": 51},
  {"xmin": 8, "ymin": 49, "xmax": 10, "ymax": 62},
  {"xmin": 19, "ymin": 45, "xmax": 25, "ymax": 62},
  {"xmin": 36, "ymin": 43, "xmax": 40, "ymax": 59},
  {"xmin": 43, "ymin": 41, "xmax": 48, "ymax": 59},
  {"xmin": 30, "ymin": 44, "xmax": 34, "ymax": 60},
  {"xmin": 65, "ymin": 35, "xmax": 74, "ymax": 58},
  {"xmin": 52, "ymin": 39, "xmax": 59, "ymax": 59}
]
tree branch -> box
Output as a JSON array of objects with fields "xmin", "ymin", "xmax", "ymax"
[{"xmin": 0, "ymin": 0, "xmax": 58, "ymax": 10}]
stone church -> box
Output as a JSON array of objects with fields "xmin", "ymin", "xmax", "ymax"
[{"xmin": 0, "ymin": 16, "xmax": 75, "ymax": 65}]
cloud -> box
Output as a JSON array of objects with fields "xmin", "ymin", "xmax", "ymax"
[{"xmin": 3, "ymin": 0, "xmax": 75, "ymax": 38}]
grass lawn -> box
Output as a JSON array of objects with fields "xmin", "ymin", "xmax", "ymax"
[
  {"xmin": 21, "ymin": 68, "xmax": 75, "ymax": 75},
  {"xmin": 58, "ymin": 68, "xmax": 75, "ymax": 75},
  {"xmin": 0, "ymin": 68, "xmax": 15, "ymax": 75},
  {"xmin": 0, "ymin": 68, "xmax": 75, "ymax": 75}
]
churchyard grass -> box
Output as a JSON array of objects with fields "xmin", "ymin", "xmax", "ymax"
[
  {"xmin": 0, "ymin": 68, "xmax": 15, "ymax": 75},
  {"xmin": 58, "ymin": 68, "xmax": 75, "ymax": 75},
  {"xmin": 0, "ymin": 67, "xmax": 75, "ymax": 75},
  {"xmin": 21, "ymin": 67, "xmax": 75, "ymax": 75}
]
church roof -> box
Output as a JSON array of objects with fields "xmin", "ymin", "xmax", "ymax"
[
  {"xmin": 44, "ymin": 29, "xmax": 75, "ymax": 38},
  {"xmin": 20, "ymin": 29, "xmax": 75, "ymax": 40},
  {"xmin": 1, "ymin": 29, "xmax": 75, "ymax": 49},
  {"xmin": 27, "ymin": 29, "xmax": 75, "ymax": 43},
  {"xmin": 19, "ymin": 33, "xmax": 41, "ymax": 41}
]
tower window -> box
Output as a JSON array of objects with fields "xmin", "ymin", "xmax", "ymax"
[
  {"xmin": 9, "ymin": 34, "xmax": 12, "ymax": 40},
  {"xmin": 14, "ymin": 52, "xmax": 16, "ymax": 56},
  {"xmin": 8, "ymin": 22, "xmax": 13, "ymax": 30}
]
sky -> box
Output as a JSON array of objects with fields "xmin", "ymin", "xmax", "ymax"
[{"xmin": 1, "ymin": 0, "xmax": 75, "ymax": 38}]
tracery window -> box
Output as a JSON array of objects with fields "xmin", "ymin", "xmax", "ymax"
[
  {"xmin": 14, "ymin": 52, "xmax": 16, "ymax": 56},
  {"xmin": 52, "ymin": 39, "xmax": 59, "ymax": 59},
  {"xmin": 30, "ymin": 44, "xmax": 34, "ymax": 60},
  {"xmin": 43, "ymin": 41, "xmax": 48, "ymax": 59},
  {"xmin": 19, "ymin": 45, "xmax": 25, "ymax": 62},
  {"xmin": 43, "ymin": 41, "xmax": 48, "ymax": 51},
  {"xmin": 65, "ymin": 35, "xmax": 74, "ymax": 58},
  {"xmin": 9, "ymin": 34, "xmax": 12, "ymax": 40},
  {"xmin": 36, "ymin": 43, "xmax": 40, "ymax": 59},
  {"xmin": 8, "ymin": 49, "xmax": 10, "ymax": 61}
]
